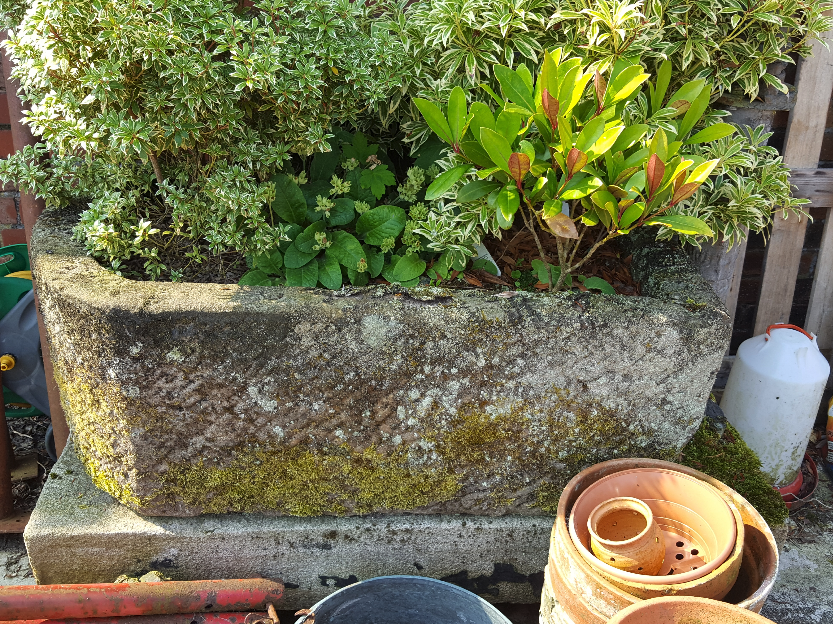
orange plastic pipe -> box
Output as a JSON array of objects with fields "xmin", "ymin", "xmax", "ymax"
[
  {"xmin": 0, "ymin": 579, "xmax": 283, "ymax": 620},
  {"xmin": 3, "ymin": 613, "xmax": 263, "ymax": 624}
]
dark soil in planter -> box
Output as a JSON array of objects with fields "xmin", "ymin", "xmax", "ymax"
[{"xmin": 111, "ymin": 221, "xmax": 639, "ymax": 294}]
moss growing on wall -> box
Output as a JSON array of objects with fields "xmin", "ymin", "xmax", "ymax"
[
  {"xmin": 681, "ymin": 419, "xmax": 788, "ymax": 526},
  {"xmin": 155, "ymin": 444, "xmax": 461, "ymax": 515}
]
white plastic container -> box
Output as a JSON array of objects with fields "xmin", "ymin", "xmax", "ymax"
[{"xmin": 720, "ymin": 324, "xmax": 829, "ymax": 486}]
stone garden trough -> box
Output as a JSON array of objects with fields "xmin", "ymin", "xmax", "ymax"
[{"xmin": 30, "ymin": 208, "xmax": 731, "ymax": 520}]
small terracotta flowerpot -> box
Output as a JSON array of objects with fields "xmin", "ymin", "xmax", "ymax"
[
  {"xmin": 588, "ymin": 497, "xmax": 665, "ymax": 575},
  {"xmin": 540, "ymin": 459, "xmax": 779, "ymax": 624},
  {"xmin": 569, "ymin": 468, "xmax": 738, "ymax": 590},
  {"xmin": 606, "ymin": 596, "xmax": 775, "ymax": 624}
]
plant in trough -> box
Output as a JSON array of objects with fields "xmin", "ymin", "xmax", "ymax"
[
  {"xmin": 239, "ymin": 131, "xmax": 439, "ymax": 288},
  {"xmin": 0, "ymin": 0, "xmax": 408, "ymax": 279},
  {"xmin": 413, "ymin": 51, "xmax": 733, "ymax": 291}
]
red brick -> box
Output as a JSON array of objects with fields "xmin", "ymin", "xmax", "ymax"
[
  {"xmin": 1, "ymin": 228, "xmax": 26, "ymax": 246},
  {"xmin": 0, "ymin": 129, "xmax": 13, "ymax": 158},
  {"xmin": 0, "ymin": 197, "xmax": 16, "ymax": 224},
  {"xmin": 0, "ymin": 95, "xmax": 8, "ymax": 125}
]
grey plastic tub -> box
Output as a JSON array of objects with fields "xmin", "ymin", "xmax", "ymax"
[{"xmin": 292, "ymin": 575, "xmax": 512, "ymax": 624}]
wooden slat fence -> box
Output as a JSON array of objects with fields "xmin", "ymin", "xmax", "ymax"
[{"xmin": 725, "ymin": 25, "xmax": 833, "ymax": 353}]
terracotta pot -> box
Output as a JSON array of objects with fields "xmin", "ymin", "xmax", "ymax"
[
  {"xmin": 569, "ymin": 468, "xmax": 737, "ymax": 587},
  {"xmin": 540, "ymin": 459, "xmax": 779, "ymax": 624},
  {"xmin": 606, "ymin": 596, "xmax": 775, "ymax": 624},
  {"xmin": 588, "ymin": 497, "xmax": 665, "ymax": 575}
]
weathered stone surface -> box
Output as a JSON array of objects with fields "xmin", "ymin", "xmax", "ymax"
[
  {"xmin": 31, "ymin": 209, "xmax": 731, "ymax": 517},
  {"xmin": 24, "ymin": 444, "xmax": 552, "ymax": 607}
]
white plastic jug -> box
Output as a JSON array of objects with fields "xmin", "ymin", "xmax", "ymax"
[{"xmin": 720, "ymin": 323, "xmax": 829, "ymax": 487}]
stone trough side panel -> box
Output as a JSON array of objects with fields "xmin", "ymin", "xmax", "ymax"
[{"xmin": 31, "ymin": 209, "xmax": 731, "ymax": 517}]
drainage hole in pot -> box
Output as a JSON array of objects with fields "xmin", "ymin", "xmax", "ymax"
[
  {"xmin": 676, "ymin": 541, "xmax": 684, "ymax": 547},
  {"xmin": 692, "ymin": 567, "xmax": 698, "ymax": 570},
  {"xmin": 610, "ymin": 558, "xmax": 615, "ymax": 561},
  {"xmin": 668, "ymin": 568, "xmax": 675, "ymax": 574},
  {"xmin": 675, "ymin": 553, "xmax": 684, "ymax": 560},
  {"xmin": 691, "ymin": 549, "xmax": 699, "ymax": 555},
  {"xmin": 637, "ymin": 567, "xmax": 643, "ymax": 571}
]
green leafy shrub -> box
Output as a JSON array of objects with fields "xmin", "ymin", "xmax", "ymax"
[
  {"xmin": 399, "ymin": 0, "xmax": 833, "ymax": 101},
  {"xmin": 0, "ymin": 0, "xmax": 408, "ymax": 278},
  {"xmin": 240, "ymin": 130, "xmax": 440, "ymax": 288},
  {"xmin": 413, "ymin": 51, "xmax": 734, "ymax": 290}
]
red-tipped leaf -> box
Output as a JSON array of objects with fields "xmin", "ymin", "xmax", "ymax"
[
  {"xmin": 508, "ymin": 152, "xmax": 531, "ymax": 186},
  {"xmin": 671, "ymin": 182, "xmax": 700, "ymax": 205},
  {"xmin": 594, "ymin": 70, "xmax": 607, "ymax": 108},
  {"xmin": 646, "ymin": 153, "xmax": 665, "ymax": 198},
  {"xmin": 542, "ymin": 89, "xmax": 560, "ymax": 131},
  {"xmin": 566, "ymin": 148, "xmax": 588, "ymax": 178}
]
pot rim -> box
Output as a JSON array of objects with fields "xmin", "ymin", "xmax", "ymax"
[
  {"xmin": 569, "ymin": 467, "xmax": 736, "ymax": 585},
  {"xmin": 588, "ymin": 496, "xmax": 655, "ymax": 546}
]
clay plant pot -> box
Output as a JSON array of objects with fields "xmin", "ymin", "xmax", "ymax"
[
  {"xmin": 606, "ymin": 596, "xmax": 775, "ymax": 624},
  {"xmin": 569, "ymin": 468, "xmax": 738, "ymax": 589},
  {"xmin": 539, "ymin": 459, "xmax": 779, "ymax": 624},
  {"xmin": 588, "ymin": 497, "xmax": 665, "ymax": 575}
]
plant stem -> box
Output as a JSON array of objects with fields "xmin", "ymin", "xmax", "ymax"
[
  {"xmin": 519, "ymin": 203, "xmax": 553, "ymax": 291},
  {"xmin": 148, "ymin": 152, "xmax": 165, "ymax": 187}
]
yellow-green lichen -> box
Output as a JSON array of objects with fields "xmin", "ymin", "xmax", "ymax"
[{"xmin": 155, "ymin": 444, "xmax": 461, "ymax": 515}]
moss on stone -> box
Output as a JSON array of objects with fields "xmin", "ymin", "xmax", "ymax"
[
  {"xmin": 155, "ymin": 444, "xmax": 460, "ymax": 515},
  {"xmin": 681, "ymin": 419, "xmax": 788, "ymax": 526}
]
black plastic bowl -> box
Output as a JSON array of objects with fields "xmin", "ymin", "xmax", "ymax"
[{"xmin": 293, "ymin": 575, "xmax": 512, "ymax": 624}]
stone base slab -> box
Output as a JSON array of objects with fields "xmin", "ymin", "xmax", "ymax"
[{"xmin": 24, "ymin": 444, "xmax": 552, "ymax": 608}]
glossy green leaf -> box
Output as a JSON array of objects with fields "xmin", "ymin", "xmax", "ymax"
[
  {"xmin": 285, "ymin": 260, "xmax": 319, "ymax": 287},
  {"xmin": 575, "ymin": 116, "xmax": 606, "ymax": 152},
  {"xmin": 495, "ymin": 65, "xmax": 535, "ymax": 114},
  {"xmin": 666, "ymin": 79, "xmax": 706, "ymax": 109},
  {"xmin": 678, "ymin": 85, "xmax": 711, "ymax": 137},
  {"xmin": 386, "ymin": 254, "xmax": 425, "ymax": 284},
  {"xmin": 284, "ymin": 243, "xmax": 319, "ymax": 269},
  {"xmin": 495, "ymin": 110, "xmax": 522, "ymax": 143},
  {"xmin": 460, "ymin": 139, "xmax": 496, "ymax": 168},
  {"xmin": 560, "ymin": 174, "xmax": 603, "ymax": 199},
  {"xmin": 583, "ymin": 276, "xmax": 616, "ymax": 294},
  {"xmin": 457, "ymin": 180, "xmax": 502, "ymax": 203},
  {"xmin": 295, "ymin": 221, "xmax": 326, "ymax": 253},
  {"xmin": 356, "ymin": 205, "xmax": 407, "ymax": 245},
  {"xmin": 618, "ymin": 202, "xmax": 645, "ymax": 229},
  {"xmin": 686, "ymin": 159, "xmax": 720, "ymax": 184},
  {"xmin": 646, "ymin": 214, "xmax": 714, "ymax": 236},
  {"xmin": 239, "ymin": 269, "xmax": 273, "ymax": 286},
  {"xmin": 610, "ymin": 124, "xmax": 649, "ymax": 154},
  {"xmin": 253, "ymin": 249, "xmax": 283, "ymax": 274},
  {"xmin": 328, "ymin": 230, "xmax": 365, "ymax": 268},
  {"xmin": 496, "ymin": 184, "xmax": 520, "ymax": 222},
  {"xmin": 586, "ymin": 125, "xmax": 624, "ymax": 161},
  {"xmin": 425, "ymin": 165, "xmax": 470, "ymax": 200},
  {"xmin": 469, "ymin": 102, "xmax": 496, "ymax": 146},
  {"xmin": 414, "ymin": 98, "xmax": 453, "ymax": 144},
  {"xmin": 363, "ymin": 245, "xmax": 384, "ymax": 278},
  {"xmin": 318, "ymin": 252, "xmax": 343, "ymax": 289},
  {"xmin": 480, "ymin": 128, "xmax": 513, "ymax": 174},
  {"xmin": 310, "ymin": 149, "xmax": 340, "ymax": 182},
  {"xmin": 651, "ymin": 60, "xmax": 672, "ymax": 114},
  {"xmin": 605, "ymin": 66, "xmax": 649, "ymax": 105},
  {"xmin": 347, "ymin": 268, "xmax": 370, "ymax": 286},
  {"xmin": 326, "ymin": 197, "xmax": 356, "ymax": 227},
  {"xmin": 271, "ymin": 173, "xmax": 308, "ymax": 224},
  {"xmin": 447, "ymin": 86, "xmax": 468, "ymax": 144},
  {"xmin": 685, "ymin": 123, "xmax": 737, "ymax": 145}
]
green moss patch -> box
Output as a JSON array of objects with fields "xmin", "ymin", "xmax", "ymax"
[
  {"xmin": 155, "ymin": 444, "xmax": 461, "ymax": 515},
  {"xmin": 681, "ymin": 419, "xmax": 788, "ymax": 526}
]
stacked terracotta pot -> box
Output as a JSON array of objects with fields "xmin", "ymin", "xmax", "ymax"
[{"xmin": 540, "ymin": 459, "xmax": 780, "ymax": 624}]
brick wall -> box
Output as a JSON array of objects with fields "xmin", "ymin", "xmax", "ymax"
[{"xmin": 0, "ymin": 59, "xmax": 24, "ymax": 246}]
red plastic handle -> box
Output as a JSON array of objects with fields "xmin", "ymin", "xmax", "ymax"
[{"xmin": 765, "ymin": 323, "xmax": 813, "ymax": 341}]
